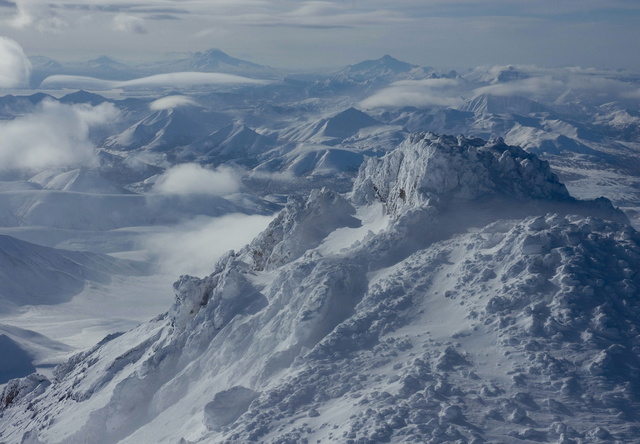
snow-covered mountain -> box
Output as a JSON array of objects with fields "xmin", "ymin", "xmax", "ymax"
[
  {"xmin": 143, "ymin": 49, "xmax": 278, "ymax": 79},
  {"xmin": 28, "ymin": 55, "xmax": 136, "ymax": 86},
  {"xmin": 28, "ymin": 169, "xmax": 128, "ymax": 194},
  {"xmin": 105, "ymin": 106, "xmax": 233, "ymax": 152},
  {"xmin": 340, "ymin": 55, "xmax": 430, "ymax": 82},
  {"xmin": 2, "ymin": 133, "xmax": 638, "ymax": 443},
  {"xmin": 28, "ymin": 50, "xmax": 279, "ymax": 86},
  {"xmin": 0, "ymin": 234, "xmax": 148, "ymax": 311},
  {"xmin": 181, "ymin": 123, "xmax": 276, "ymax": 166},
  {"xmin": 282, "ymin": 107, "xmax": 381, "ymax": 144},
  {"xmin": 461, "ymin": 94, "xmax": 548, "ymax": 115}
]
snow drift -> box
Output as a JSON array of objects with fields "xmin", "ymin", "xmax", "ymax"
[{"xmin": 1, "ymin": 133, "xmax": 639, "ymax": 443}]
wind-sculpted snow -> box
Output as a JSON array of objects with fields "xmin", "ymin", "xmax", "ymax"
[
  {"xmin": 242, "ymin": 188, "xmax": 361, "ymax": 271},
  {"xmin": 353, "ymin": 132, "xmax": 571, "ymax": 215},
  {"xmin": 2, "ymin": 133, "xmax": 640, "ymax": 443}
]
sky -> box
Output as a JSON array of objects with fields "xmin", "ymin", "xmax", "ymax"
[{"xmin": 0, "ymin": 1, "xmax": 639, "ymax": 71}]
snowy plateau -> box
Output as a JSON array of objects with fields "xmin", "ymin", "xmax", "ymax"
[{"xmin": 1, "ymin": 51, "xmax": 640, "ymax": 443}]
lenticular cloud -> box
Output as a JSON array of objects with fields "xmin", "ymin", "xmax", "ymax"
[
  {"xmin": 0, "ymin": 37, "xmax": 31, "ymax": 88},
  {"xmin": 149, "ymin": 95, "xmax": 199, "ymax": 111}
]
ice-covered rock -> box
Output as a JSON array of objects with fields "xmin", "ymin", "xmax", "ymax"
[
  {"xmin": 352, "ymin": 132, "xmax": 627, "ymax": 226},
  {"xmin": 353, "ymin": 132, "xmax": 571, "ymax": 215}
]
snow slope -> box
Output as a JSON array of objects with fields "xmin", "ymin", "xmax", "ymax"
[
  {"xmin": 105, "ymin": 106, "xmax": 232, "ymax": 152},
  {"xmin": 28, "ymin": 169, "xmax": 127, "ymax": 194},
  {"xmin": 0, "ymin": 234, "xmax": 149, "ymax": 311},
  {"xmin": 2, "ymin": 133, "xmax": 639, "ymax": 443}
]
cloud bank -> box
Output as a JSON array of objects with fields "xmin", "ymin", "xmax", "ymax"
[
  {"xmin": 360, "ymin": 78, "xmax": 463, "ymax": 109},
  {"xmin": 0, "ymin": 100, "xmax": 120, "ymax": 171},
  {"xmin": 0, "ymin": 36, "xmax": 31, "ymax": 88},
  {"xmin": 153, "ymin": 164, "xmax": 240, "ymax": 196},
  {"xmin": 143, "ymin": 213, "xmax": 274, "ymax": 277},
  {"xmin": 470, "ymin": 65, "xmax": 640, "ymax": 105}
]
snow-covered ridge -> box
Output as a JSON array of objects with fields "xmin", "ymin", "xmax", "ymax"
[
  {"xmin": 352, "ymin": 132, "xmax": 626, "ymax": 224},
  {"xmin": 353, "ymin": 132, "xmax": 569, "ymax": 211},
  {"xmin": 241, "ymin": 188, "xmax": 360, "ymax": 271},
  {"xmin": 1, "ymin": 132, "xmax": 638, "ymax": 443}
]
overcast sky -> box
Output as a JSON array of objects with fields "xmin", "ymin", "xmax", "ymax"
[{"xmin": 1, "ymin": 0, "xmax": 639, "ymax": 70}]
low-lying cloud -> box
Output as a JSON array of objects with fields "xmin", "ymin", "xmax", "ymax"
[
  {"xmin": 360, "ymin": 78, "xmax": 463, "ymax": 109},
  {"xmin": 149, "ymin": 95, "xmax": 199, "ymax": 111},
  {"xmin": 0, "ymin": 36, "xmax": 31, "ymax": 88},
  {"xmin": 40, "ymin": 72, "xmax": 269, "ymax": 90},
  {"xmin": 0, "ymin": 100, "xmax": 120, "ymax": 172},
  {"xmin": 153, "ymin": 164, "xmax": 240, "ymax": 196},
  {"xmin": 470, "ymin": 65, "xmax": 640, "ymax": 104},
  {"xmin": 143, "ymin": 213, "xmax": 274, "ymax": 277}
]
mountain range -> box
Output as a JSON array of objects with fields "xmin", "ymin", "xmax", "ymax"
[{"xmin": 1, "ymin": 52, "xmax": 639, "ymax": 443}]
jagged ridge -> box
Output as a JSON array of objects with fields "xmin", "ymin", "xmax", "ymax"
[{"xmin": 1, "ymin": 133, "xmax": 638, "ymax": 444}]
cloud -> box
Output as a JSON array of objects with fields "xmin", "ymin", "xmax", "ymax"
[
  {"xmin": 149, "ymin": 95, "xmax": 199, "ymax": 111},
  {"xmin": 7, "ymin": 1, "xmax": 68, "ymax": 31},
  {"xmin": 113, "ymin": 13, "xmax": 147, "ymax": 34},
  {"xmin": 360, "ymin": 78, "xmax": 464, "ymax": 109},
  {"xmin": 0, "ymin": 36, "xmax": 31, "ymax": 88},
  {"xmin": 233, "ymin": 3, "xmax": 407, "ymax": 29},
  {"xmin": 39, "ymin": 72, "xmax": 269, "ymax": 90},
  {"xmin": 471, "ymin": 66, "xmax": 640, "ymax": 103},
  {"xmin": 142, "ymin": 213, "xmax": 274, "ymax": 277},
  {"xmin": 0, "ymin": 100, "xmax": 120, "ymax": 172},
  {"xmin": 472, "ymin": 76, "xmax": 565, "ymax": 99},
  {"xmin": 153, "ymin": 164, "xmax": 241, "ymax": 196}
]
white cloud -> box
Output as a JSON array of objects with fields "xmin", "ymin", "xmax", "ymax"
[
  {"xmin": 472, "ymin": 76, "xmax": 564, "ymax": 99},
  {"xmin": 39, "ymin": 72, "xmax": 268, "ymax": 90},
  {"xmin": 149, "ymin": 95, "xmax": 199, "ymax": 111},
  {"xmin": 7, "ymin": 1, "xmax": 68, "ymax": 32},
  {"xmin": 121, "ymin": 72, "xmax": 267, "ymax": 87},
  {"xmin": 113, "ymin": 14, "xmax": 147, "ymax": 34},
  {"xmin": 471, "ymin": 66, "xmax": 640, "ymax": 103},
  {"xmin": 0, "ymin": 36, "xmax": 31, "ymax": 88},
  {"xmin": 287, "ymin": 1, "xmax": 343, "ymax": 17},
  {"xmin": 153, "ymin": 164, "xmax": 241, "ymax": 196},
  {"xmin": 0, "ymin": 100, "xmax": 120, "ymax": 172},
  {"xmin": 360, "ymin": 78, "xmax": 463, "ymax": 109},
  {"xmin": 143, "ymin": 213, "xmax": 274, "ymax": 277}
]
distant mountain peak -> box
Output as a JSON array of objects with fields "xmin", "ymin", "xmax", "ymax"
[
  {"xmin": 91, "ymin": 55, "xmax": 120, "ymax": 63},
  {"xmin": 59, "ymin": 90, "xmax": 108, "ymax": 106},
  {"xmin": 199, "ymin": 48, "xmax": 229, "ymax": 58},
  {"xmin": 84, "ymin": 56, "xmax": 128, "ymax": 67},
  {"xmin": 347, "ymin": 54, "xmax": 417, "ymax": 74},
  {"xmin": 27, "ymin": 55, "xmax": 63, "ymax": 70},
  {"xmin": 320, "ymin": 107, "xmax": 379, "ymax": 138},
  {"xmin": 188, "ymin": 49, "xmax": 264, "ymax": 70}
]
